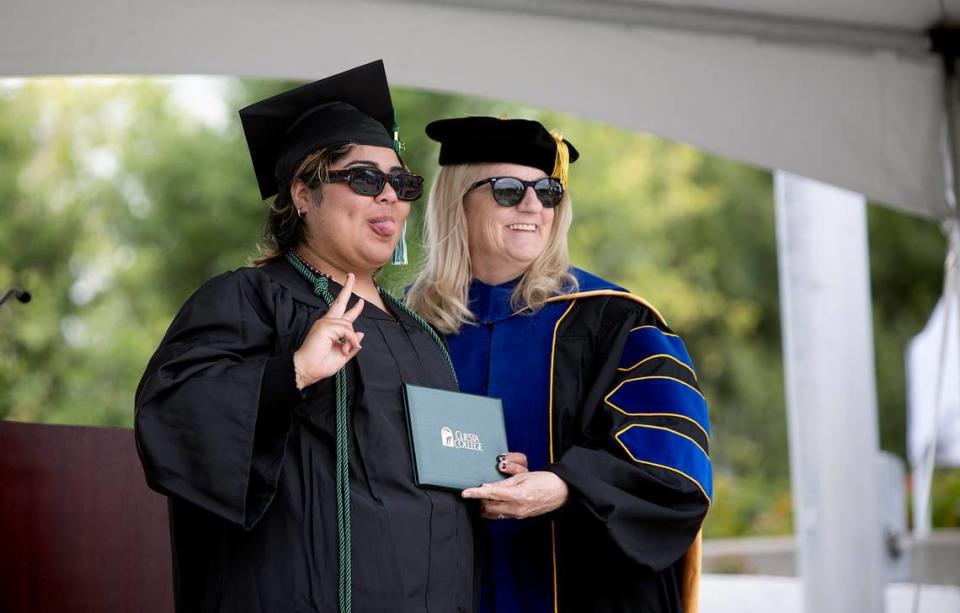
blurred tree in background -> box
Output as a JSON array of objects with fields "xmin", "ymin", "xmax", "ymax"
[{"xmin": 0, "ymin": 77, "xmax": 953, "ymax": 537}]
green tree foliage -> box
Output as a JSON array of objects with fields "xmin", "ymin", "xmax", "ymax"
[
  {"xmin": 0, "ymin": 77, "xmax": 952, "ymax": 536},
  {"xmin": 868, "ymin": 206, "xmax": 946, "ymax": 457}
]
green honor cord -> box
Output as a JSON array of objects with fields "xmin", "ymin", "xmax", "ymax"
[{"xmin": 285, "ymin": 253, "xmax": 456, "ymax": 613}]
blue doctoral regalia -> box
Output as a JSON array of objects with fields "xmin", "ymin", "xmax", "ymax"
[{"xmin": 447, "ymin": 268, "xmax": 712, "ymax": 613}]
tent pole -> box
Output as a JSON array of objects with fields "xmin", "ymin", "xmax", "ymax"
[
  {"xmin": 909, "ymin": 25, "xmax": 960, "ymax": 609},
  {"xmin": 930, "ymin": 25, "xmax": 960, "ymax": 216},
  {"xmin": 775, "ymin": 172, "xmax": 885, "ymax": 613},
  {"xmin": 918, "ymin": 23, "xmax": 960, "ymax": 537}
]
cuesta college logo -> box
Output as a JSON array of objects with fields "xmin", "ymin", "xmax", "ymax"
[{"xmin": 439, "ymin": 426, "xmax": 483, "ymax": 452}]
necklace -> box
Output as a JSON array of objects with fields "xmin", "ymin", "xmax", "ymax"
[
  {"xmin": 291, "ymin": 250, "xmax": 336, "ymax": 283},
  {"xmin": 291, "ymin": 249, "xmax": 386, "ymax": 295}
]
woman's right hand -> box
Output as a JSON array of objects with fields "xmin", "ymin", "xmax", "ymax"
[{"xmin": 293, "ymin": 273, "xmax": 366, "ymax": 390}]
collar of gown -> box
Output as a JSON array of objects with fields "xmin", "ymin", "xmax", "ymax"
[
  {"xmin": 466, "ymin": 268, "xmax": 626, "ymax": 325},
  {"xmin": 264, "ymin": 259, "xmax": 406, "ymax": 323},
  {"xmin": 467, "ymin": 277, "xmax": 522, "ymax": 324}
]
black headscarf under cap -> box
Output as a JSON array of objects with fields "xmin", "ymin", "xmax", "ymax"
[
  {"xmin": 425, "ymin": 116, "xmax": 579, "ymax": 181},
  {"xmin": 239, "ymin": 60, "xmax": 397, "ymax": 200}
]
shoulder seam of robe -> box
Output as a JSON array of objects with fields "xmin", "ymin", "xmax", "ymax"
[{"xmin": 544, "ymin": 289, "xmax": 669, "ymax": 328}]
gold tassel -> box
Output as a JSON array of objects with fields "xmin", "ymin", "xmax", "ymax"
[{"xmin": 549, "ymin": 129, "xmax": 570, "ymax": 188}]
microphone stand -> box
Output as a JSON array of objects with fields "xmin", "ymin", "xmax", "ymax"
[{"xmin": 0, "ymin": 287, "xmax": 31, "ymax": 308}]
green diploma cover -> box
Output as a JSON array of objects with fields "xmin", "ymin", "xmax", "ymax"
[{"xmin": 403, "ymin": 384, "xmax": 509, "ymax": 491}]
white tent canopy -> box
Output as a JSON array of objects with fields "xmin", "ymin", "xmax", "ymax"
[{"xmin": 2, "ymin": 0, "xmax": 954, "ymax": 219}]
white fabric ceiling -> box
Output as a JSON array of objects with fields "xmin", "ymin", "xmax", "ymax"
[{"xmin": 1, "ymin": 0, "xmax": 955, "ymax": 219}]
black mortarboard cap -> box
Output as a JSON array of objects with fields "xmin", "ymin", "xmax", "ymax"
[
  {"xmin": 239, "ymin": 60, "xmax": 396, "ymax": 200},
  {"xmin": 425, "ymin": 116, "xmax": 580, "ymax": 186}
]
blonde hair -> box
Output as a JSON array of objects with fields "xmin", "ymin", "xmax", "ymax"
[{"xmin": 406, "ymin": 164, "xmax": 577, "ymax": 334}]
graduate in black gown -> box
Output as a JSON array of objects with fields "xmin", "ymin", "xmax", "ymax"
[
  {"xmin": 407, "ymin": 117, "xmax": 711, "ymax": 612},
  {"xmin": 134, "ymin": 61, "xmax": 476, "ymax": 613}
]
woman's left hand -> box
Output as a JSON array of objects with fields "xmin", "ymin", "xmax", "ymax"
[{"xmin": 462, "ymin": 471, "xmax": 569, "ymax": 520}]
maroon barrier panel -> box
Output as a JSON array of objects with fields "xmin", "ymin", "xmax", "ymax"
[{"xmin": 0, "ymin": 420, "xmax": 174, "ymax": 612}]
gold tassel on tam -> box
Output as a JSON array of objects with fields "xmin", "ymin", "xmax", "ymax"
[{"xmin": 549, "ymin": 129, "xmax": 570, "ymax": 188}]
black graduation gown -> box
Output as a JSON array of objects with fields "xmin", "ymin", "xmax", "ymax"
[{"xmin": 134, "ymin": 260, "xmax": 476, "ymax": 613}]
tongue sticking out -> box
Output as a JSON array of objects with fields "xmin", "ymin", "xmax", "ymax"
[{"xmin": 369, "ymin": 219, "xmax": 396, "ymax": 237}]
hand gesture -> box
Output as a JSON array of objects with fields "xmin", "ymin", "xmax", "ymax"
[
  {"xmin": 462, "ymin": 471, "xmax": 569, "ymax": 520},
  {"xmin": 293, "ymin": 273, "xmax": 365, "ymax": 389}
]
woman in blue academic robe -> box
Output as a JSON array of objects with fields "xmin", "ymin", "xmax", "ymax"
[{"xmin": 407, "ymin": 116, "xmax": 711, "ymax": 613}]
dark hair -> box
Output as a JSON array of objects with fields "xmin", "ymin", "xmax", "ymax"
[{"xmin": 252, "ymin": 143, "xmax": 356, "ymax": 265}]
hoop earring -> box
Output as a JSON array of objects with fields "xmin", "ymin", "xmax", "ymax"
[{"xmin": 297, "ymin": 208, "xmax": 305, "ymax": 218}]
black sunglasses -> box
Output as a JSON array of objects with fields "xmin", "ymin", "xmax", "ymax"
[
  {"xmin": 325, "ymin": 167, "xmax": 424, "ymax": 202},
  {"xmin": 466, "ymin": 176, "xmax": 565, "ymax": 208}
]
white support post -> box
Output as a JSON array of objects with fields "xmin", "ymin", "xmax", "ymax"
[{"xmin": 774, "ymin": 171, "xmax": 885, "ymax": 613}]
